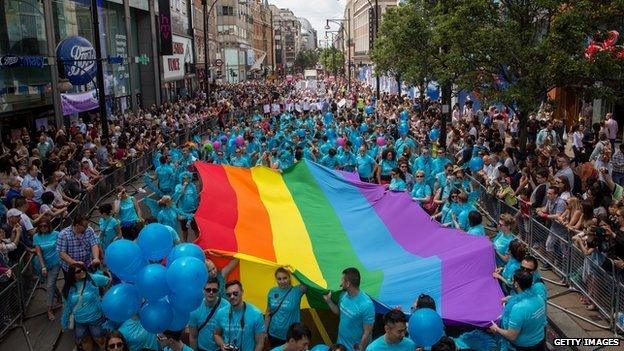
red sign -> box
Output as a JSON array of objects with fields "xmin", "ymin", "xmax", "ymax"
[
  {"xmin": 214, "ymin": 59, "xmax": 223, "ymax": 67},
  {"xmin": 168, "ymin": 58, "xmax": 180, "ymax": 71}
]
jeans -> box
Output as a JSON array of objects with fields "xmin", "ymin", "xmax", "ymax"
[
  {"xmin": 45, "ymin": 265, "xmax": 60, "ymax": 307},
  {"xmin": 74, "ymin": 316, "xmax": 105, "ymax": 341}
]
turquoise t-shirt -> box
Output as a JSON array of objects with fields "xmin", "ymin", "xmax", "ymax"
[
  {"xmin": 508, "ymin": 293, "xmax": 547, "ymax": 347},
  {"xmin": 163, "ymin": 344, "xmax": 193, "ymax": 351},
  {"xmin": 98, "ymin": 217, "xmax": 119, "ymax": 251},
  {"xmin": 156, "ymin": 164, "xmax": 175, "ymax": 193},
  {"xmin": 33, "ymin": 230, "xmax": 60, "ymax": 267},
  {"xmin": 320, "ymin": 155, "xmax": 340, "ymax": 169},
  {"xmin": 61, "ymin": 274, "xmax": 110, "ymax": 328},
  {"xmin": 119, "ymin": 197, "xmax": 139, "ymax": 224},
  {"xmin": 214, "ymin": 303, "xmax": 265, "ymax": 351},
  {"xmin": 411, "ymin": 182, "xmax": 432, "ymax": 200},
  {"xmin": 467, "ymin": 224, "xmax": 485, "ymax": 236},
  {"xmin": 366, "ymin": 335, "xmax": 416, "ymax": 351},
  {"xmin": 389, "ymin": 178, "xmax": 407, "ymax": 192},
  {"xmin": 189, "ymin": 297, "xmax": 231, "ymax": 351},
  {"xmin": 357, "ymin": 154, "xmax": 375, "ymax": 179},
  {"xmin": 379, "ymin": 160, "xmax": 397, "ymax": 177},
  {"xmin": 270, "ymin": 345, "xmax": 285, "ymax": 351},
  {"xmin": 118, "ymin": 318, "xmax": 159, "ymax": 351},
  {"xmin": 502, "ymin": 257, "xmax": 521, "ymax": 284},
  {"xmin": 267, "ymin": 286, "xmax": 303, "ymax": 339},
  {"xmin": 493, "ymin": 231, "xmax": 514, "ymax": 266},
  {"xmin": 337, "ymin": 291, "xmax": 375, "ymax": 351}
]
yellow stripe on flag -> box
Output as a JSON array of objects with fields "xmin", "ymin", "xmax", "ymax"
[{"xmin": 250, "ymin": 167, "xmax": 327, "ymax": 289}]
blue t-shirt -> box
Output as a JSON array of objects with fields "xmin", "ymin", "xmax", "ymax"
[
  {"xmin": 61, "ymin": 274, "xmax": 110, "ymax": 328},
  {"xmin": 33, "ymin": 231, "xmax": 60, "ymax": 268},
  {"xmin": 119, "ymin": 197, "xmax": 139, "ymax": 224},
  {"xmin": 366, "ymin": 335, "xmax": 416, "ymax": 351},
  {"xmin": 502, "ymin": 257, "xmax": 521, "ymax": 284},
  {"xmin": 379, "ymin": 160, "xmax": 397, "ymax": 177},
  {"xmin": 214, "ymin": 303, "xmax": 265, "ymax": 351},
  {"xmin": 467, "ymin": 224, "xmax": 485, "ymax": 236},
  {"xmin": 338, "ymin": 291, "xmax": 375, "ymax": 351},
  {"xmin": 98, "ymin": 217, "xmax": 119, "ymax": 251},
  {"xmin": 118, "ymin": 318, "xmax": 159, "ymax": 351},
  {"xmin": 493, "ymin": 231, "xmax": 514, "ymax": 266},
  {"xmin": 389, "ymin": 178, "xmax": 407, "ymax": 192},
  {"xmin": 508, "ymin": 293, "xmax": 547, "ymax": 347},
  {"xmin": 267, "ymin": 286, "xmax": 303, "ymax": 339},
  {"xmin": 189, "ymin": 297, "xmax": 231, "ymax": 351},
  {"xmin": 411, "ymin": 182, "xmax": 432, "ymax": 200},
  {"xmin": 163, "ymin": 345, "xmax": 193, "ymax": 351},
  {"xmin": 156, "ymin": 164, "xmax": 175, "ymax": 193},
  {"xmin": 357, "ymin": 154, "xmax": 376, "ymax": 179}
]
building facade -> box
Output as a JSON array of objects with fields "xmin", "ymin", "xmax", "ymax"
[
  {"xmin": 344, "ymin": 0, "xmax": 396, "ymax": 65},
  {"xmin": 269, "ymin": 6, "xmax": 301, "ymax": 75},
  {"xmin": 298, "ymin": 18, "xmax": 317, "ymax": 51}
]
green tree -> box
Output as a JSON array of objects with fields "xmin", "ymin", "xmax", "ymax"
[
  {"xmin": 433, "ymin": 0, "xmax": 624, "ymax": 146},
  {"xmin": 371, "ymin": 0, "xmax": 438, "ymax": 104},
  {"xmin": 294, "ymin": 49, "xmax": 320, "ymax": 71},
  {"xmin": 319, "ymin": 47, "xmax": 345, "ymax": 75}
]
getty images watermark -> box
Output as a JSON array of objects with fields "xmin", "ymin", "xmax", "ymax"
[{"xmin": 553, "ymin": 338, "xmax": 621, "ymax": 347}]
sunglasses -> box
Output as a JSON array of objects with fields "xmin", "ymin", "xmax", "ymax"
[
  {"xmin": 415, "ymin": 175, "xmax": 424, "ymax": 178},
  {"xmin": 108, "ymin": 342, "xmax": 124, "ymax": 349},
  {"xmin": 74, "ymin": 268, "xmax": 84, "ymax": 274},
  {"xmin": 204, "ymin": 287, "xmax": 219, "ymax": 293},
  {"xmin": 225, "ymin": 291, "xmax": 240, "ymax": 298}
]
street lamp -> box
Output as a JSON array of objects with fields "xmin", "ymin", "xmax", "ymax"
[
  {"xmin": 202, "ymin": 0, "xmax": 219, "ymax": 104},
  {"xmin": 325, "ymin": 10, "xmax": 351, "ymax": 91}
]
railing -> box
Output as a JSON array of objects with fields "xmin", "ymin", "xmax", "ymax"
[
  {"xmin": 0, "ymin": 116, "xmax": 217, "ymax": 346},
  {"xmin": 466, "ymin": 175, "xmax": 623, "ymax": 334}
]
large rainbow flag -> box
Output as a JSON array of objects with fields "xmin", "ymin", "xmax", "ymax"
[{"xmin": 195, "ymin": 160, "xmax": 503, "ymax": 327}]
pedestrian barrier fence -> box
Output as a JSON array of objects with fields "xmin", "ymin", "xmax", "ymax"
[
  {"xmin": 467, "ymin": 175, "xmax": 623, "ymax": 334},
  {"xmin": 0, "ymin": 117, "xmax": 216, "ymax": 345}
]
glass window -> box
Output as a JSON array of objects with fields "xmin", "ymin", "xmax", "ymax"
[{"xmin": 0, "ymin": 0, "xmax": 46, "ymax": 55}]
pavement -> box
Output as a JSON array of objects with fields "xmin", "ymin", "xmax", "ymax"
[{"xmin": 2, "ymin": 171, "xmax": 624, "ymax": 351}]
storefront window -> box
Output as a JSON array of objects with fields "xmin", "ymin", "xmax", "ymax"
[
  {"xmin": 0, "ymin": 0, "xmax": 52, "ymax": 114},
  {"xmin": 102, "ymin": 1, "xmax": 130, "ymax": 99}
]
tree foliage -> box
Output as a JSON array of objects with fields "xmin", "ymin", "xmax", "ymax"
[
  {"xmin": 372, "ymin": 0, "xmax": 624, "ymax": 145},
  {"xmin": 294, "ymin": 49, "xmax": 320, "ymax": 71},
  {"xmin": 319, "ymin": 47, "xmax": 345, "ymax": 75}
]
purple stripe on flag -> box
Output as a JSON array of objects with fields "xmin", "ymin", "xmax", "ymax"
[{"xmin": 340, "ymin": 172, "xmax": 503, "ymax": 326}]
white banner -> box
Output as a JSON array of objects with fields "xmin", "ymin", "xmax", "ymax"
[{"xmin": 162, "ymin": 35, "xmax": 193, "ymax": 81}]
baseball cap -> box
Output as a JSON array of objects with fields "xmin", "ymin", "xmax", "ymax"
[{"xmin": 7, "ymin": 208, "xmax": 23, "ymax": 217}]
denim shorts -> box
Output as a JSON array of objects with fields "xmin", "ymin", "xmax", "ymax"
[{"xmin": 74, "ymin": 316, "xmax": 105, "ymax": 341}]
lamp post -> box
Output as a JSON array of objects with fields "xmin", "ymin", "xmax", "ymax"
[
  {"xmin": 90, "ymin": 0, "xmax": 109, "ymax": 139},
  {"xmin": 202, "ymin": 0, "xmax": 219, "ymax": 104},
  {"xmin": 325, "ymin": 10, "xmax": 351, "ymax": 91}
]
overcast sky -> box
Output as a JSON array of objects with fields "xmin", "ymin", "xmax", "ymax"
[{"xmin": 269, "ymin": 0, "xmax": 347, "ymax": 42}]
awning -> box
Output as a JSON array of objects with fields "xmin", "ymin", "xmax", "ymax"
[{"xmin": 250, "ymin": 52, "xmax": 267, "ymax": 72}]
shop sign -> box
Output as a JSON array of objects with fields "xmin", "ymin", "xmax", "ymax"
[
  {"xmin": 162, "ymin": 35, "xmax": 193, "ymax": 81},
  {"xmin": 56, "ymin": 36, "xmax": 97, "ymax": 86},
  {"xmin": 0, "ymin": 55, "xmax": 45, "ymax": 68}
]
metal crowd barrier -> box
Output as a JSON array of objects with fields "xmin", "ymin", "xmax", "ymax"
[
  {"xmin": 466, "ymin": 175, "xmax": 623, "ymax": 333},
  {"xmin": 0, "ymin": 117, "xmax": 216, "ymax": 344}
]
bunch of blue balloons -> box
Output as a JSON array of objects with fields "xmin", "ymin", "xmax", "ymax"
[
  {"xmin": 365, "ymin": 105, "xmax": 374, "ymax": 116},
  {"xmin": 400, "ymin": 110, "xmax": 409, "ymax": 121},
  {"xmin": 102, "ymin": 223, "xmax": 208, "ymax": 333},
  {"xmin": 408, "ymin": 308, "xmax": 445, "ymax": 348}
]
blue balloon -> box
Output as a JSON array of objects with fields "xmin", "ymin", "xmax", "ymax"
[
  {"xmin": 166, "ymin": 256, "xmax": 208, "ymax": 296},
  {"xmin": 297, "ymin": 129, "xmax": 306, "ymax": 137},
  {"xmin": 167, "ymin": 243, "xmax": 206, "ymax": 266},
  {"xmin": 310, "ymin": 345, "xmax": 329, "ymax": 351},
  {"xmin": 136, "ymin": 264, "xmax": 170, "ymax": 301},
  {"xmin": 400, "ymin": 110, "xmax": 409, "ymax": 120},
  {"xmin": 168, "ymin": 308, "xmax": 190, "ymax": 331},
  {"xmin": 220, "ymin": 135, "xmax": 228, "ymax": 143},
  {"xmin": 326, "ymin": 128, "xmax": 337, "ymax": 139},
  {"xmin": 360, "ymin": 123, "xmax": 369, "ymax": 133},
  {"xmin": 169, "ymin": 289, "xmax": 203, "ymax": 313},
  {"xmin": 104, "ymin": 240, "xmax": 145, "ymax": 282},
  {"xmin": 365, "ymin": 106, "xmax": 374, "ymax": 115},
  {"xmin": 102, "ymin": 283, "xmax": 141, "ymax": 323},
  {"xmin": 408, "ymin": 308, "xmax": 444, "ymax": 347},
  {"xmin": 139, "ymin": 299, "xmax": 173, "ymax": 334},
  {"xmin": 399, "ymin": 123, "xmax": 409, "ymax": 136},
  {"xmin": 429, "ymin": 129, "xmax": 440, "ymax": 141},
  {"xmin": 137, "ymin": 223, "xmax": 174, "ymax": 261},
  {"xmin": 470, "ymin": 156, "xmax": 484, "ymax": 172}
]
